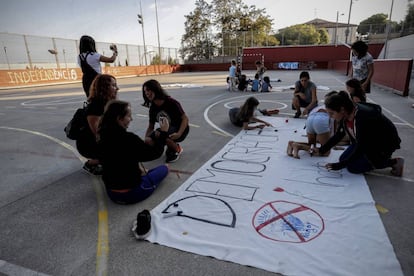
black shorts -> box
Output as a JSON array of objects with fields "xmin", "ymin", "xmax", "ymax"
[{"xmin": 292, "ymin": 96, "xmax": 318, "ymax": 111}]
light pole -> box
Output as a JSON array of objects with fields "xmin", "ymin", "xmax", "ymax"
[
  {"xmin": 383, "ymin": 0, "xmax": 395, "ymax": 59},
  {"xmin": 3, "ymin": 46, "xmax": 10, "ymax": 70},
  {"xmin": 154, "ymin": 0, "xmax": 162, "ymax": 68},
  {"xmin": 137, "ymin": 0, "xmax": 147, "ymax": 66},
  {"xmin": 335, "ymin": 11, "xmax": 344, "ymax": 46},
  {"xmin": 345, "ymin": 0, "xmax": 357, "ymax": 44},
  {"xmin": 63, "ymin": 49, "xmax": 67, "ymax": 68}
]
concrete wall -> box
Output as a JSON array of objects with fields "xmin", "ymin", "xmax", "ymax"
[{"xmin": 0, "ymin": 65, "xmax": 176, "ymax": 89}]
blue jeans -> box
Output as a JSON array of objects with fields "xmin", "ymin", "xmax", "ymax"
[
  {"xmin": 340, "ymin": 144, "xmax": 391, "ymax": 174},
  {"xmin": 106, "ymin": 165, "xmax": 169, "ymax": 204}
]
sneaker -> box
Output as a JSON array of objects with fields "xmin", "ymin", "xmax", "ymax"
[
  {"xmin": 294, "ymin": 110, "xmax": 301, "ymax": 118},
  {"xmin": 131, "ymin": 209, "xmax": 151, "ymax": 240},
  {"xmin": 391, "ymin": 157, "xmax": 404, "ymax": 177},
  {"xmin": 166, "ymin": 144, "xmax": 183, "ymax": 163},
  {"xmin": 83, "ymin": 162, "xmax": 103, "ymax": 175}
]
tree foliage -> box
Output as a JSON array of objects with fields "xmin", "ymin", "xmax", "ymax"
[
  {"xmin": 180, "ymin": 0, "xmax": 277, "ymax": 60},
  {"xmin": 357, "ymin": 13, "xmax": 388, "ymax": 34},
  {"xmin": 402, "ymin": 0, "xmax": 414, "ymax": 35},
  {"xmin": 180, "ymin": 0, "xmax": 215, "ymax": 61},
  {"xmin": 275, "ymin": 24, "xmax": 327, "ymax": 45}
]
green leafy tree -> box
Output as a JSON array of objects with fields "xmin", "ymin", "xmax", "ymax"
[
  {"xmin": 276, "ymin": 24, "xmax": 321, "ymax": 45},
  {"xmin": 150, "ymin": 54, "xmax": 161, "ymax": 65},
  {"xmin": 358, "ymin": 13, "xmax": 394, "ymax": 34},
  {"xmin": 180, "ymin": 0, "xmax": 277, "ymax": 59},
  {"xmin": 402, "ymin": 0, "xmax": 414, "ymax": 35},
  {"xmin": 180, "ymin": 0, "xmax": 215, "ymax": 61},
  {"xmin": 212, "ymin": 0, "xmax": 277, "ymax": 55},
  {"xmin": 317, "ymin": 28, "xmax": 329, "ymax": 44}
]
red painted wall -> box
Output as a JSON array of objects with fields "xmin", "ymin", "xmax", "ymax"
[
  {"xmin": 371, "ymin": 59, "xmax": 413, "ymax": 96},
  {"xmin": 241, "ymin": 44, "xmax": 384, "ymax": 70}
]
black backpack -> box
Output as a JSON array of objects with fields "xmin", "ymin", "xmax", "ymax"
[
  {"xmin": 79, "ymin": 53, "xmax": 98, "ymax": 97},
  {"xmin": 64, "ymin": 102, "xmax": 89, "ymax": 140}
]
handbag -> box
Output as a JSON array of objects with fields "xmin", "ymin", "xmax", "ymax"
[{"xmin": 64, "ymin": 102, "xmax": 89, "ymax": 140}]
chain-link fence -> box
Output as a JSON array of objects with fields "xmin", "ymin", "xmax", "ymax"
[{"xmin": 0, "ymin": 33, "xmax": 180, "ymax": 70}]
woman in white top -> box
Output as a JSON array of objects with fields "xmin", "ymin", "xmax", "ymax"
[{"xmin": 78, "ymin": 35, "xmax": 118, "ymax": 97}]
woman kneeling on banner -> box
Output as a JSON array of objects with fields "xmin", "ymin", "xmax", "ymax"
[
  {"xmin": 287, "ymin": 91, "xmax": 338, "ymax": 159},
  {"xmin": 312, "ymin": 91, "xmax": 404, "ymax": 177}
]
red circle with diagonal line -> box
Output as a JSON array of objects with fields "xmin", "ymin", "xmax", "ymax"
[{"xmin": 252, "ymin": 200, "xmax": 324, "ymax": 243}]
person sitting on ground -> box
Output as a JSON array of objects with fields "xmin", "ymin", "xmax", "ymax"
[
  {"xmin": 98, "ymin": 100, "xmax": 169, "ymax": 204},
  {"xmin": 229, "ymin": 97, "xmax": 272, "ymax": 130},
  {"xmin": 346, "ymin": 78, "xmax": 366, "ymax": 103},
  {"xmin": 250, "ymin": 73, "xmax": 260, "ymax": 92},
  {"xmin": 142, "ymin": 79, "xmax": 189, "ymax": 163},
  {"xmin": 226, "ymin": 76, "xmax": 230, "ymax": 91},
  {"xmin": 287, "ymin": 91, "xmax": 338, "ymax": 159},
  {"xmin": 312, "ymin": 91, "xmax": 404, "ymax": 176},
  {"xmin": 261, "ymin": 76, "xmax": 272, "ymax": 92},
  {"xmin": 236, "ymin": 62, "xmax": 242, "ymax": 83},
  {"xmin": 76, "ymin": 74, "xmax": 118, "ymax": 175},
  {"xmin": 292, "ymin": 71, "xmax": 318, "ymax": 118},
  {"xmin": 238, "ymin": 74, "xmax": 249, "ymax": 92}
]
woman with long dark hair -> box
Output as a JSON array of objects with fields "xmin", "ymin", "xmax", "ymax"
[
  {"xmin": 78, "ymin": 35, "xmax": 118, "ymax": 97},
  {"xmin": 314, "ymin": 91, "xmax": 403, "ymax": 176},
  {"xmin": 142, "ymin": 79, "xmax": 189, "ymax": 163},
  {"xmin": 98, "ymin": 100, "xmax": 169, "ymax": 204},
  {"xmin": 228, "ymin": 97, "xmax": 272, "ymax": 130}
]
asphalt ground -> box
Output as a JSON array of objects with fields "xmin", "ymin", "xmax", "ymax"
[{"xmin": 0, "ymin": 70, "xmax": 413, "ymax": 276}]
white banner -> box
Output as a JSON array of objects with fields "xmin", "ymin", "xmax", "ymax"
[{"xmin": 147, "ymin": 117, "xmax": 402, "ymax": 276}]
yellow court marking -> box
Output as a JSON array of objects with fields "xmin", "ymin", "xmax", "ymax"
[
  {"xmin": 375, "ymin": 203, "xmax": 389, "ymax": 214},
  {"xmin": 0, "ymin": 126, "xmax": 109, "ymax": 276}
]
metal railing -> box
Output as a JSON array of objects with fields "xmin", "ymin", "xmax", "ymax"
[{"xmin": 0, "ymin": 33, "xmax": 180, "ymax": 70}]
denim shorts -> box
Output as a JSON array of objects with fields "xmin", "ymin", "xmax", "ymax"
[{"xmin": 306, "ymin": 111, "xmax": 330, "ymax": 134}]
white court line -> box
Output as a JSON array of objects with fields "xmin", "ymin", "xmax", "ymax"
[
  {"xmin": 0, "ymin": 259, "xmax": 50, "ymax": 276},
  {"xmin": 204, "ymin": 93, "xmax": 287, "ymax": 137},
  {"xmin": 0, "ymin": 126, "xmax": 108, "ymax": 276}
]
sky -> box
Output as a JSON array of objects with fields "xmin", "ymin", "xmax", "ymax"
[{"xmin": 0, "ymin": 0, "xmax": 409, "ymax": 49}]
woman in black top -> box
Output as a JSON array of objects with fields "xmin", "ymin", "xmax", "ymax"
[
  {"xmin": 76, "ymin": 74, "xmax": 118, "ymax": 174},
  {"xmin": 98, "ymin": 100, "xmax": 170, "ymax": 204},
  {"xmin": 314, "ymin": 91, "xmax": 403, "ymax": 176},
  {"xmin": 228, "ymin": 97, "xmax": 272, "ymax": 130},
  {"xmin": 346, "ymin": 78, "xmax": 366, "ymax": 103}
]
